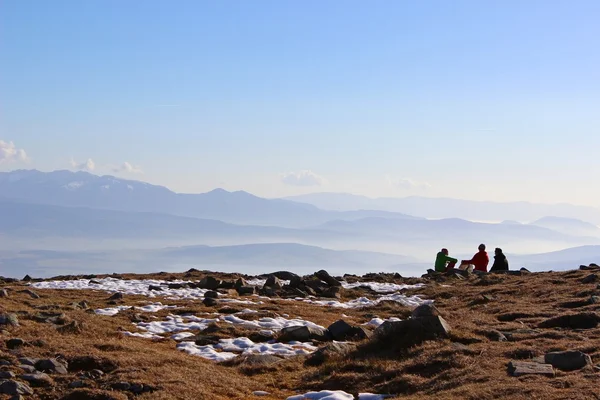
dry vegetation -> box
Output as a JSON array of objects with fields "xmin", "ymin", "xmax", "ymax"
[{"xmin": 1, "ymin": 267, "xmax": 600, "ymax": 399}]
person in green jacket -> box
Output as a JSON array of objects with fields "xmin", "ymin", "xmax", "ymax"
[{"xmin": 435, "ymin": 248, "xmax": 458, "ymax": 272}]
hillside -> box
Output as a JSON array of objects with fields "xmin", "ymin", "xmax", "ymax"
[{"xmin": 1, "ymin": 265, "xmax": 600, "ymax": 399}]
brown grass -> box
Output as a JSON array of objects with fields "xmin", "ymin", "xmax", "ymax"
[{"xmin": 1, "ymin": 269, "xmax": 600, "ymax": 399}]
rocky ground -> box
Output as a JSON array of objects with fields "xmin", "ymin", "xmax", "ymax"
[{"xmin": 0, "ymin": 265, "xmax": 600, "ymax": 399}]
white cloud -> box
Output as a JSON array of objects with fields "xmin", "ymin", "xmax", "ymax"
[
  {"xmin": 70, "ymin": 158, "xmax": 95, "ymax": 171},
  {"xmin": 0, "ymin": 140, "xmax": 29, "ymax": 163},
  {"xmin": 112, "ymin": 162, "xmax": 143, "ymax": 174},
  {"xmin": 280, "ymin": 170, "xmax": 326, "ymax": 187},
  {"xmin": 385, "ymin": 175, "xmax": 431, "ymax": 190}
]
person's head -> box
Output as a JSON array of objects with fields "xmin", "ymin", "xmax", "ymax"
[
  {"xmin": 495, "ymin": 247, "xmax": 502, "ymax": 254},
  {"xmin": 441, "ymin": 248, "xmax": 448, "ymax": 255},
  {"xmin": 478, "ymin": 243, "xmax": 486, "ymax": 251}
]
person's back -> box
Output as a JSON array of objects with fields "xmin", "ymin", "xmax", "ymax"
[
  {"xmin": 490, "ymin": 248, "xmax": 509, "ymax": 272},
  {"xmin": 435, "ymin": 248, "xmax": 458, "ymax": 272}
]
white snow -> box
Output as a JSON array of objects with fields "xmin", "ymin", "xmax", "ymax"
[
  {"xmin": 305, "ymin": 293, "xmax": 430, "ymax": 309},
  {"xmin": 220, "ymin": 315, "xmax": 325, "ymax": 331},
  {"xmin": 64, "ymin": 181, "xmax": 85, "ymax": 190},
  {"xmin": 287, "ymin": 391, "xmax": 386, "ymax": 400},
  {"xmin": 134, "ymin": 315, "xmax": 220, "ymax": 335},
  {"xmin": 362, "ymin": 317, "xmax": 402, "ymax": 328},
  {"xmin": 121, "ymin": 331, "xmax": 162, "ymax": 340},
  {"xmin": 94, "ymin": 302, "xmax": 178, "ymax": 316},
  {"xmin": 253, "ymin": 391, "xmax": 270, "ymax": 396},
  {"xmin": 342, "ymin": 281, "xmax": 424, "ymax": 293},
  {"xmin": 171, "ymin": 332, "xmax": 195, "ymax": 341}
]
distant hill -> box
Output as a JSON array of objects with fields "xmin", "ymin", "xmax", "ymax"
[
  {"xmin": 0, "ymin": 170, "xmax": 420, "ymax": 227},
  {"xmin": 510, "ymin": 245, "xmax": 600, "ymax": 271},
  {"xmin": 285, "ymin": 192, "xmax": 600, "ymax": 224},
  {"xmin": 529, "ymin": 216, "xmax": 600, "ymax": 237}
]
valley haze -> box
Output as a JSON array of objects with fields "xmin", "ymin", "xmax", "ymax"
[{"xmin": 1, "ymin": 169, "xmax": 599, "ymax": 279}]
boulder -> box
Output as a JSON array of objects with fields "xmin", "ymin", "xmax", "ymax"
[
  {"xmin": 199, "ymin": 277, "xmax": 222, "ymax": 290},
  {"xmin": 411, "ymin": 304, "xmax": 440, "ymax": 319},
  {"xmin": 61, "ymin": 389, "xmax": 129, "ymax": 400},
  {"xmin": 289, "ymin": 275, "xmax": 303, "ymax": 289},
  {"xmin": 148, "ymin": 285, "xmax": 163, "ymax": 291},
  {"xmin": 219, "ymin": 280, "xmax": 236, "ymax": 289},
  {"xmin": 68, "ymin": 356, "xmax": 118, "ymax": 373},
  {"xmin": 0, "ymin": 380, "xmax": 33, "ymax": 395},
  {"xmin": 235, "ymin": 278, "xmax": 247, "ymax": 288},
  {"xmin": 544, "ymin": 351, "xmax": 592, "ymax": 371},
  {"xmin": 19, "ymin": 372, "xmax": 54, "ymax": 387},
  {"xmin": 202, "ymin": 298, "xmax": 218, "ymax": 307},
  {"xmin": 22, "ymin": 275, "xmax": 32, "ymax": 282},
  {"xmin": 374, "ymin": 316, "xmax": 451, "ymax": 347},
  {"xmin": 278, "ymin": 325, "xmax": 331, "ymax": 342},
  {"xmin": 304, "ymin": 279, "xmax": 330, "ymax": 294},
  {"xmin": 57, "ymin": 321, "xmax": 83, "ymax": 334},
  {"xmin": 0, "ymin": 314, "xmax": 19, "ymax": 327},
  {"xmin": 108, "ymin": 293, "xmax": 123, "ymax": 301},
  {"xmin": 204, "ymin": 291, "xmax": 219, "ymax": 299},
  {"xmin": 314, "ymin": 270, "xmax": 341, "ymax": 287},
  {"xmin": 0, "ymin": 371, "xmax": 15, "ymax": 379},
  {"xmin": 35, "ymin": 358, "xmax": 68, "ymax": 375},
  {"xmin": 264, "ymin": 275, "xmax": 282, "ymax": 290},
  {"xmin": 320, "ymin": 286, "xmax": 342, "ymax": 299},
  {"xmin": 238, "ymin": 354, "xmax": 283, "ymax": 366},
  {"xmin": 538, "ymin": 312, "xmax": 600, "ymax": 329},
  {"xmin": 6, "ymin": 338, "xmax": 26, "ymax": 349},
  {"xmin": 270, "ymin": 271, "xmax": 301, "ymax": 281},
  {"xmin": 305, "ymin": 342, "xmax": 356, "ymax": 366},
  {"xmin": 328, "ymin": 320, "xmax": 370, "ymax": 341},
  {"xmin": 582, "ymin": 274, "xmax": 598, "ymax": 284},
  {"xmin": 0, "ymin": 289, "xmax": 8, "ymax": 298},
  {"xmin": 507, "ymin": 360, "xmax": 554, "ymax": 377},
  {"xmin": 236, "ymin": 286, "xmax": 257, "ymax": 296},
  {"xmin": 248, "ymin": 331, "xmax": 274, "ymax": 343}
]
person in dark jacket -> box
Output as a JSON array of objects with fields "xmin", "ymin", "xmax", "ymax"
[{"xmin": 490, "ymin": 247, "xmax": 509, "ymax": 272}]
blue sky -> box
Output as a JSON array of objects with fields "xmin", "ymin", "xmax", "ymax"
[{"xmin": 2, "ymin": 1, "xmax": 599, "ymax": 205}]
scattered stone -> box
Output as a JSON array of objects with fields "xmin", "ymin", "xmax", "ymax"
[
  {"xmin": 538, "ymin": 312, "xmax": 600, "ymax": 329},
  {"xmin": 69, "ymin": 380, "xmax": 88, "ymax": 389},
  {"xmin": 544, "ymin": 351, "xmax": 592, "ymax": 371},
  {"xmin": 305, "ymin": 342, "xmax": 356, "ymax": 366},
  {"xmin": 582, "ymin": 274, "xmax": 598, "ymax": 284},
  {"xmin": 19, "ymin": 289, "xmax": 40, "ymax": 299},
  {"xmin": 22, "ymin": 275, "xmax": 32, "ymax": 282},
  {"xmin": 89, "ymin": 280, "xmax": 102, "ymax": 285},
  {"xmin": 111, "ymin": 382, "xmax": 131, "ymax": 391},
  {"xmin": 328, "ymin": 320, "xmax": 370, "ymax": 341},
  {"xmin": 204, "ymin": 291, "xmax": 219, "ymax": 299},
  {"xmin": 264, "ymin": 275, "xmax": 283, "ymax": 290},
  {"xmin": 320, "ymin": 286, "xmax": 342, "ymax": 299},
  {"xmin": 520, "ymin": 267, "xmax": 531, "ymax": 274},
  {"xmin": 20, "ymin": 372, "xmax": 54, "ymax": 386},
  {"xmin": 236, "ymin": 285, "xmax": 257, "ymax": 296},
  {"xmin": 61, "ymin": 389, "xmax": 129, "ymax": 400},
  {"xmin": 0, "ymin": 314, "xmax": 19, "ymax": 327},
  {"xmin": 19, "ymin": 365, "xmax": 37, "ymax": 373},
  {"xmin": 18, "ymin": 357, "xmax": 37, "ymax": 367},
  {"xmin": 68, "ymin": 356, "xmax": 119, "ymax": 373},
  {"xmin": 0, "ymin": 289, "xmax": 9, "ymax": 298},
  {"xmin": 0, "ymin": 359, "xmax": 11, "ymax": 366},
  {"xmin": 411, "ymin": 304, "xmax": 440, "ymax": 318},
  {"xmin": 6, "ymin": 338, "xmax": 25, "ymax": 350},
  {"xmin": 194, "ymin": 334, "xmax": 220, "ymax": 346},
  {"xmin": 108, "ymin": 293, "xmax": 123, "ymax": 301},
  {"xmin": 33, "ymin": 311, "xmax": 69, "ymax": 325},
  {"xmin": 0, "ymin": 380, "xmax": 33, "ymax": 395},
  {"xmin": 0, "ymin": 371, "xmax": 15, "ymax": 379},
  {"xmin": 374, "ymin": 316, "xmax": 451, "ymax": 347},
  {"xmin": 58, "ymin": 321, "xmax": 83, "ymax": 334},
  {"xmin": 35, "ymin": 358, "xmax": 68, "ymax": 374},
  {"xmin": 507, "ymin": 360, "xmax": 554, "ymax": 377},
  {"xmin": 248, "ymin": 331, "xmax": 274, "ymax": 343},
  {"xmin": 148, "ymin": 285, "xmax": 163, "ymax": 291},
  {"xmin": 314, "ymin": 270, "xmax": 341, "ymax": 287},
  {"xmin": 202, "ymin": 297, "xmax": 218, "ymax": 307},
  {"xmin": 199, "ymin": 276, "xmax": 222, "ymax": 290},
  {"xmin": 278, "ymin": 325, "xmax": 331, "ymax": 342},
  {"xmin": 486, "ymin": 330, "xmax": 508, "ymax": 342}
]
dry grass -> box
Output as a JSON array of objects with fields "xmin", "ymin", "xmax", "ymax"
[{"xmin": 1, "ymin": 269, "xmax": 600, "ymax": 399}]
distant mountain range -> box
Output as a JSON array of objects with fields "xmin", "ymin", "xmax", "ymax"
[{"xmin": 285, "ymin": 192, "xmax": 600, "ymax": 225}]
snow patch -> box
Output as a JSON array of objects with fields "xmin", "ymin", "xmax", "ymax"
[{"xmin": 287, "ymin": 391, "xmax": 386, "ymax": 400}]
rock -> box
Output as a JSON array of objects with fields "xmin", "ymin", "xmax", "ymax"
[
  {"xmin": 238, "ymin": 354, "xmax": 283, "ymax": 366},
  {"xmin": 0, "ymin": 289, "xmax": 9, "ymax": 298},
  {"xmin": 202, "ymin": 297, "xmax": 218, "ymax": 307},
  {"xmin": 204, "ymin": 291, "xmax": 219, "ymax": 299},
  {"xmin": 108, "ymin": 293, "xmax": 123, "ymax": 301},
  {"xmin": 304, "ymin": 279, "xmax": 330, "ymax": 294},
  {"xmin": 199, "ymin": 277, "xmax": 222, "ymax": 290},
  {"xmin": 58, "ymin": 321, "xmax": 83, "ymax": 334},
  {"xmin": 0, "ymin": 380, "xmax": 33, "ymax": 395},
  {"xmin": 278, "ymin": 325, "xmax": 331, "ymax": 342},
  {"xmin": 194, "ymin": 334, "xmax": 220, "ymax": 346},
  {"xmin": 62, "ymin": 389, "xmax": 129, "ymax": 400},
  {"xmin": 314, "ymin": 270, "xmax": 341, "ymax": 287},
  {"xmin": 327, "ymin": 320, "xmax": 370, "ymax": 341},
  {"xmin": 269, "ymin": 271, "xmax": 300, "ymax": 281},
  {"xmin": 544, "ymin": 351, "xmax": 592, "ymax": 371},
  {"xmin": 264, "ymin": 275, "xmax": 282, "ymax": 290},
  {"xmin": 248, "ymin": 331, "xmax": 274, "ymax": 343},
  {"xmin": 19, "ymin": 289, "xmax": 40, "ymax": 299},
  {"xmin": 22, "ymin": 275, "xmax": 32, "ymax": 282},
  {"xmin": 18, "ymin": 357, "xmax": 37, "ymax": 367},
  {"xmin": 508, "ymin": 360, "xmax": 554, "ymax": 377},
  {"xmin": 6, "ymin": 338, "xmax": 26, "ymax": 349},
  {"xmin": 82, "ymin": 369, "xmax": 105, "ymax": 379},
  {"xmin": 304, "ymin": 286, "xmax": 317, "ymax": 296},
  {"xmin": 320, "ymin": 286, "xmax": 342, "ymax": 299},
  {"xmin": 0, "ymin": 314, "xmax": 19, "ymax": 327},
  {"xmin": 19, "ymin": 365, "xmax": 36, "ymax": 373},
  {"xmin": 35, "ymin": 358, "xmax": 68, "ymax": 374},
  {"xmin": 69, "ymin": 356, "xmax": 119, "ymax": 373},
  {"xmin": 218, "ymin": 280, "xmax": 236, "ymax": 289},
  {"xmin": 0, "ymin": 371, "xmax": 15, "ymax": 379},
  {"xmin": 167, "ymin": 283, "xmax": 185, "ymax": 289},
  {"xmin": 305, "ymin": 342, "xmax": 356, "ymax": 366},
  {"xmin": 289, "ymin": 275, "xmax": 303, "ymax": 289},
  {"xmin": 374, "ymin": 316, "xmax": 451, "ymax": 347},
  {"xmin": 0, "ymin": 360, "xmax": 11, "ymax": 366},
  {"xmin": 89, "ymin": 279, "xmax": 102, "ymax": 284},
  {"xmin": 411, "ymin": 304, "xmax": 440, "ymax": 318},
  {"xmin": 69, "ymin": 380, "xmax": 88, "ymax": 388},
  {"xmin": 582, "ymin": 274, "xmax": 598, "ymax": 284},
  {"xmin": 287, "ymin": 287, "xmax": 308, "ymax": 298},
  {"xmin": 234, "ymin": 278, "xmax": 247, "ymax": 288},
  {"xmin": 236, "ymin": 285, "xmax": 257, "ymax": 295},
  {"xmin": 20, "ymin": 372, "xmax": 54, "ymax": 386},
  {"xmin": 148, "ymin": 285, "xmax": 163, "ymax": 291},
  {"xmin": 520, "ymin": 267, "xmax": 531, "ymax": 274},
  {"xmin": 33, "ymin": 312, "xmax": 69, "ymax": 324},
  {"xmin": 538, "ymin": 312, "xmax": 600, "ymax": 329},
  {"xmin": 486, "ymin": 330, "xmax": 508, "ymax": 342},
  {"xmin": 111, "ymin": 382, "xmax": 131, "ymax": 391}
]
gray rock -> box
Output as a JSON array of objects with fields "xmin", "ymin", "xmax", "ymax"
[
  {"xmin": 0, "ymin": 360, "xmax": 11, "ymax": 366},
  {"xmin": 108, "ymin": 292, "xmax": 123, "ymax": 300},
  {"xmin": 508, "ymin": 360, "xmax": 554, "ymax": 377},
  {"xmin": 278, "ymin": 325, "xmax": 331, "ymax": 342},
  {"xmin": 236, "ymin": 285, "xmax": 257, "ymax": 295},
  {"xmin": 19, "ymin": 365, "xmax": 36, "ymax": 374},
  {"xmin": 0, "ymin": 289, "xmax": 8, "ymax": 298},
  {"xmin": 202, "ymin": 297, "xmax": 218, "ymax": 307},
  {"xmin": 0, "ymin": 371, "xmax": 15, "ymax": 379},
  {"xmin": 148, "ymin": 285, "xmax": 163, "ymax": 291},
  {"xmin": 238, "ymin": 354, "xmax": 283, "ymax": 366},
  {"xmin": 248, "ymin": 330, "xmax": 274, "ymax": 343},
  {"xmin": 0, "ymin": 380, "xmax": 33, "ymax": 395},
  {"xmin": 6, "ymin": 338, "xmax": 25, "ymax": 349},
  {"xmin": 328, "ymin": 320, "xmax": 370, "ymax": 341},
  {"xmin": 539, "ymin": 312, "xmax": 600, "ymax": 329},
  {"xmin": 544, "ymin": 351, "xmax": 592, "ymax": 371},
  {"xmin": 486, "ymin": 330, "xmax": 508, "ymax": 342},
  {"xmin": 374, "ymin": 316, "xmax": 451, "ymax": 347},
  {"xmin": 35, "ymin": 358, "xmax": 68, "ymax": 375},
  {"xmin": 199, "ymin": 276, "xmax": 222, "ymax": 290},
  {"xmin": 411, "ymin": 304, "xmax": 440, "ymax": 318},
  {"xmin": 582, "ymin": 274, "xmax": 598, "ymax": 284},
  {"xmin": 305, "ymin": 342, "xmax": 356, "ymax": 366},
  {"xmin": 57, "ymin": 321, "xmax": 83, "ymax": 334},
  {"xmin": 204, "ymin": 290, "xmax": 219, "ymax": 299},
  {"xmin": 69, "ymin": 380, "xmax": 88, "ymax": 388},
  {"xmin": 18, "ymin": 358, "xmax": 37, "ymax": 367},
  {"xmin": 0, "ymin": 314, "xmax": 19, "ymax": 327},
  {"xmin": 264, "ymin": 275, "xmax": 283, "ymax": 290},
  {"xmin": 314, "ymin": 270, "xmax": 341, "ymax": 287},
  {"xmin": 320, "ymin": 286, "xmax": 342, "ymax": 299},
  {"xmin": 19, "ymin": 289, "xmax": 40, "ymax": 299},
  {"xmin": 111, "ymin": 382, "xmax": 131, "ymax": 391},
  {"xmin": 19, "ymin": 372, "xmax": 54, "ymax": 386}
]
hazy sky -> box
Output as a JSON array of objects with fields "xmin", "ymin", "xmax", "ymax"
[{"xmin": 2, "ymin": 1, "xmax": 599, "ymax": 205}]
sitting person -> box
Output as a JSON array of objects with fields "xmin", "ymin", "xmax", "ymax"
[
  {"xmin": 490, "ymin": 247, "xmax": 509, "ymax": 272},
  {"xmin": 435, "ymin": 248, "xmax": 458, "ymax": 272},
  {"xmin": 462, "ymin": 243, "xmax": 489, "ymax": 272}
]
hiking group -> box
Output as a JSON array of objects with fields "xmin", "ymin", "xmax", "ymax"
[{"xmin": 434, "ymin": 244, "xmax": 509, "ymax": 273}]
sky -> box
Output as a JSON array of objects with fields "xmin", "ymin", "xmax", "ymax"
[{"xmin": 1, "ymin": 0, "xmax": 600, "ymax": 206}]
